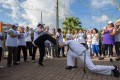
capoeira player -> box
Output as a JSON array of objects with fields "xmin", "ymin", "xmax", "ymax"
[
  {"xmin": 33, "ymin": 33, "xmax": 56, "ymax": 66},
  {"xmin": 60, "ymin": 40, "xmax": 120, "ymax": 77}
]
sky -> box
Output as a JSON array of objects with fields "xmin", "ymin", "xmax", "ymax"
[{"xmin": 0, "ymin": 0, "xmax": 120, "ymax": 30}]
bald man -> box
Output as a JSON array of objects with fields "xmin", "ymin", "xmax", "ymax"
[{"xmin": 60, "ymin": 40, "xmax": 120, "ymax": 77}]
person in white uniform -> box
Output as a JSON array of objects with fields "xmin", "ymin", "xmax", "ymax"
[
  {"xmin": 60, "ymin": 40, "xmax": 120, "ymax": 77},
  {"xmin": 6, "ymin": 25, "xmax": 19, "ymax": 67},
  {"xmin": 32, "ymin": 22, "xmax": 45, "ymax": 62},
  {"xmin": 66, "ymin": 30, "xmax": 73, "ymax": 40},
  {"xmin": 44, "ymin": 26, "xmax": 52, "ymax": 59},
  {"xmin": 17, "ymin": 26, "xmax": 27, "ymax": 63},
  {"xmin": 78, "ymin": 29, "xmax": 85, "ymax": 43},
  {"xmin": 25, "ymin": 26, "xmax": 33, "ymax": 56},
  {"xmin": 86, "ymin": 30, "xmax": 92, "ymax": 53}
]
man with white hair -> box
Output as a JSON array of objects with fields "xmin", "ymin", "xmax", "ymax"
[{"xmin": 60, "ymin": 40, "xmax": 120, "ymax": 77}]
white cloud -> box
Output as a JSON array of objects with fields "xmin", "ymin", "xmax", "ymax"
[
  {"xmin": 91, "ymin": 0, "xmax": 114, "ymax": 9},
  {"xmin": 0, "ymin": 0, "xmax": 76, "ymax": 29},
  {"xmin": 92, "ymin": 15, "xmax": 109, "ymax": 22},
  {"xmin": 0, "ymin": 0, "xmax": 20, "ymax": 20}
]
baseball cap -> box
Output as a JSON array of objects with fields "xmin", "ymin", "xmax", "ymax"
[
  {"xmin": 116, "ymin": 19, "xmax": 120, "ymax": 23},
  {"xmin": 108, "ymin": 21, "xmax": 113, "ymax": 24}
]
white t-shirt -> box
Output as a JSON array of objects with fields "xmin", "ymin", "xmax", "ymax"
[
  {"xmin": 25, "ymin": 31, "xmax": 32, "ymax": 42},
  {"xmin": 87, "ymin": 34, "xmax": 92, "ymax": 45},
  {"xmin": 0, "ymin": 33, "xmax": 3, "ymax": 47},
  {"xmin": 65, "ymin": 40, "xmax": 86, "ymax": 55},
  {"xmin": 92, "ymin": 34, "xmax": 99, "ymax": 45},
  {"xmin": 34, "ymin": 27, "xmax": 45, "ymax": 41},
  {"xmin": 56, "ymin": 33, "xmax": 63, "ymax": 45},
  {"xmin": 78, "ymin": 33, "xmax": 85, "ymax": 43},
  {"xmin": 18, "ymin": 32, "xmax": 26, "ymax": 46},
  {"xmin": 66, "ymin": 33, "xmax": 73, "ymax": 40},
  {"xmin": 6, "ymin": 29, "xmax": 18, "ymax": 47},
  {"xmin": 73, "ymin": 34, "xmax": 78, "ymax": 41},
  {"xmin": 115, "ymin": 28, "xmax": 120, "ymax": 42}
]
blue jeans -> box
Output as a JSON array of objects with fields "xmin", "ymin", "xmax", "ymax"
[{"xmin": 92, "ymin": 44, "xmax": 100, "ymax": 55}]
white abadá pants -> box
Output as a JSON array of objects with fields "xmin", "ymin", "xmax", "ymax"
[{"xmin": 67, "ymin": 49, "xmax": 114, "ymax": 75}]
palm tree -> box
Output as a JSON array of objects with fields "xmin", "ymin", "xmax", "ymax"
[{"xmin": 62, "ymin": 17, "xmax": 82, "ymax": 34}]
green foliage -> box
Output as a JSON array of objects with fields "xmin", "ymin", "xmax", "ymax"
[{"xmin": 62, "ymin": 17, "xmax": 82, "ymax": 34}]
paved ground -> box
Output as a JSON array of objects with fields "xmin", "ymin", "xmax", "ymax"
[{"xmin": 0, "ymin": 55, "xmax": 120, "ymax": 80}]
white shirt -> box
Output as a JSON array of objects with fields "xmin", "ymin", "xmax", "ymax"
[
  {"xmin": 78, "ymin": 33, "xmax": 85, "ymax": 43},
  {"xmin": 25, "ymin": 31, "xmax": 32, "ymax": 42},
  {"xmin": 18, "ymin": 32, "xmax": 26, "ymax": 46},
  {"xmin": 6, "ymin": 29, "xmax": 18, "ymax": 47},
  {"xmin": 66, "ymin": 33, "xmax": 73, "ymax": 40},
  {"xmin": 87, "ymin": 34, "xmax": 92, "ymax": 44},
  {"xmin": 73, "ymin": 34, "xmax": 78, "ymax": 41},
  {"xmin": 45, "ymin": 31, "xmax": 51, "ymax": 44},
  {"xmin": 0, "ymin": 33, "xmax": 3, "ymax": 47},
  {"xmin": 65, "ymin": 40, "xmax": 86, "ymax": 55},
  {"xmin": 34, "ymin": 27, "xmax": 45, "ymax": 41},
  {"xmin": 115, "ymin": 28, "xmax": 120, "ymax": 42},
  {"xmin": 56, "ymin": 33, "xmax": 63, "ymax": 45},
  {"xmin": 92, "ymin": 34, "xmax": 99, "ymax": 45}
]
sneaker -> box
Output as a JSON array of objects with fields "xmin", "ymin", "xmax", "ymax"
[
  {"xmin": 106, "ymin": 55, "xmax": 109, "ymax": 58},
  {"xmin": 24, "ymin": 60, "xmax": 29, "ymax": 62},
  {"xmin": 66, "ymin": 66, "xmax": 75, "ymax": 70},
  {"xmin": 99, "ymin": 57, "xmax": 104, "ymax": 60},
  {"xmin": 115, "ymin": 58, "xmax": 120, "ymax": 61},
  {"xmin": 39, "ymin": 63, "xmax": 44, "ymax": 66},
  {"xmin": 73, "ymin": 66, "xmax": 78, "ymax": 68},
  {"xmin": 31, "ymin": 60, "xmax": 35, "ymax": 63},
  {"xmin": 62, "ymin": 55, "xmax": 66, "ymax": 57},
  {"xmin": 49, "ymin": 56, "xmax": 53, "ymax": 59},
  {"xmin": 112, "ymin": 65, "xmax": 120, "ymax": 77},
  {"xmin": 110, "ymin": 58, "xmax": 113, "ymax": 62}
]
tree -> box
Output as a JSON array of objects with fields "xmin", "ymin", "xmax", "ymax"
[{"xmin": 62, "ymin": 17, "xmax": 82, "ymax": 34}]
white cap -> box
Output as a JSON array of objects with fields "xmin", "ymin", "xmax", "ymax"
[
  {"xmin": 108, "ymin": 21, "xmax": 113, "ymax": 24},
  {"xmin": 116, "ymin": 19, "xmax": 120, "ymax": 23}
]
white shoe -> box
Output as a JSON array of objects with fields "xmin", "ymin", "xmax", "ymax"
[
  {"xmin": 44, "ymin": 56, "xmax": 48, "ymax": 59},
  {"xmin": 49, "ymin": 56, "xmax": 53, "ymax": 59},
  {"xmin": 31, "ymin": 60, "xmax": 35, "ymax": 63}
]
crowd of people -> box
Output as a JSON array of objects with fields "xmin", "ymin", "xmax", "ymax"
[{"xmin": 0, "ymin": 20, "xmax": 119, "ymax": 70}]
